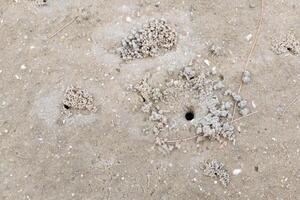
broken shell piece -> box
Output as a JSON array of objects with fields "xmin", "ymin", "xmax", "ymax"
[{"xmin": 232, "ymin": 168, "xmax": 242, "ymax": 176}]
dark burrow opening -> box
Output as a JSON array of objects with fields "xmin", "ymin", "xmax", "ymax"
[
  {"xmin": 63, "ymin": 104, "xmax": 70, "ymax": 109},
  {"xmin": 185, "ymin": 111, "xmax": 195, "ymax": 121}
]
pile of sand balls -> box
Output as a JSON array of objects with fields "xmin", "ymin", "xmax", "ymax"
[
  {"xmin": 132, "ymin": 65, "xmax": 252, "ymax": 146},
  {"xmin": 204, "ymin": 159, "xmax": 230, "ymax": 187},
  {"xmin": 272, "ymin": 32, "xmax": 300, "ymax": 55},
  {"xmin": 63, "ymin": 86, "xmax": 97, "ymax": 113},
  {"xmin": 119, "ymin": 19, "xmax": 177, "ymax": 60}
]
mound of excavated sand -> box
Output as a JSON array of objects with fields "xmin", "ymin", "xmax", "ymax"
[{"xmin": 119, "ymin": 19, "xmax": 177, "ymax": 60}]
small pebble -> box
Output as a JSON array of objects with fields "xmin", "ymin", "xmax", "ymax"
[
  {"xmin": 20, "ymin": 64, "xmax": 27, "ymax": 70},
  {"xmin": 15, "ymin": 74, "xmax": 21, "ymax": 80},
  {"xmin": 126, "ymin": 16, "xmax": 132, "ymax": 22},
  {"xmin": 238, "ymin": 100, "xmax": 247, "ymax": 109},
  {"xmin": 251, "ymin": 101, "xmax": 256, "ymax": 108},
  {"xmin": 246, "ymin": 34, "xmax": 253, "ymax": 41},
  {"xmin": 232, "ymin": 169, "xmax": 242, "ymax": 176},
  {"xmin": 204, "ymin": 59, "xmax": 210, "ymax": 66},
  {"xmin": 211, "ymin": 67, "xmax": 217, "ymax": 75}
]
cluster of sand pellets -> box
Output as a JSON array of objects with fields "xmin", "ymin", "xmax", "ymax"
[
  {"xmin": 29, "ymin": 0, "xmax": 48, "ymax": 7},
  {"xmin": 204, "ymin": 159, "xmax": 230, "ymax": 187},
  {"xmin": 119, "ymin": 19, "xmax": 177, "ymax": 60},
  {"xmin": 272, "ymin": 32, "xmax": 300, "ymax": 55},
  {"xmin": 62, "ymin": 86, "xmax": 97, "ymax": 114},
  {"xmin": 131, "ymin": 62, "xmax": 252, "ymax": 153}
]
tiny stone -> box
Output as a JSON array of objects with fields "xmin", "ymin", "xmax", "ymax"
[
  {"xmin": 211, "ymin": 67, "xmax": 217, "ymax": 75},
  {"xmin": 238, "ymin": 100, "xmax": 247, "ymax": 109},
  {"xmin": 20, "ymin": 64, "xmax": 27, "ymax": 70},
  {"xmin": 246, "ymin": 34, "xmax": 253, "ymax": 41},
  {"xmin": 15, "ymin": 74, "xmax": 21, "ymax": 79},
  {"xmin": 126, "ymin": 16, "xmax": 132, "ymax": 22},
  {"xmin": 251, "ymin": 100, "xmax": 257, "ymax": 108},
  {"xmin": 232, "ymin": 169, "xmax": 242, "ymax": 176}
]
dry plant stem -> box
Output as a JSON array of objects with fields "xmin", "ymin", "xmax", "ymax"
[
  {"xmin": 164, "ymin": 135, "xmax": 198, "ymax": 144},
  {"xmin": 231, "ymin": 111, "xmax": 259, "ymax": 123},
  {"xmin": 48, "ymin": 16, "xmax": 78, "ymax": 39},
  {"xmin": 232, "ymin": 0, "xmax": 264, "ymax": 121}
]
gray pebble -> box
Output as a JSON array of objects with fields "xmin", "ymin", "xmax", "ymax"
[
  {"xmin": 238, "ymin": 100, "xmax": 247, "ymax": 109},
  {"xmin": 242, "ymin": 70, "xmax": 251, "ymax": 84}
]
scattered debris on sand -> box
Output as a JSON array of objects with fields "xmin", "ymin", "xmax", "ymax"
[
  {"xmin": 204, "ymin": 159, "xmax": 230, "ymax": 187},
  {"xmin": 62, "ymin": 86, "xmax": 97, "ymax": 113},
  {"xmin": 131, "ymin": 62, "xmax": 252, "ymax": 152},
  {"xmin": 272, "ymin": 32, "xmax": 300, "ymax": 55},
  {"xmin": 119, "ymin": 19, "xmax": 177, "ymax": 60}
]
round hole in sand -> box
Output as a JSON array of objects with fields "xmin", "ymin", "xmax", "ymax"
[
  {"xmin": 63, "ymin": 104, "xmax": 70, "ymax": 110},
  {"xmin": 185, "ymin": 111, "xmax": 194, "ymax": 121}
]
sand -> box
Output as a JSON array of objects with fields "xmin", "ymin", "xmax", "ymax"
[{"xmin": 0, "ymin": 0, "xmax": 299, "ymax": 199}]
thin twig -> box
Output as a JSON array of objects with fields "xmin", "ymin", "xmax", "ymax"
[
  {"xmin": 48, "ymin": 16, "xmax": 78, "ymax": 39},
  {"xmin": 232, "ymin": 0, "xmax": 264, "ymax": 121},
  {"xmin": 164, "ymin": 135, "xmax": 198, "ymax": 144},
  {"xmin": 231, "ymin": 111, "xmax": 259, "ymax": 123},
  {"xmin": 244, "ymin": 0, "xmax": 264, "ymax": 71}
]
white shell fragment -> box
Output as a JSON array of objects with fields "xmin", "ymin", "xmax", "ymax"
[{"xmin": 232, "ymin": 168, "xmax": 242, "ymax": 176}]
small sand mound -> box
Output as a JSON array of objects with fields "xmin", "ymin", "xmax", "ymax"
[
  {"xmin": 204, "ymin": 159, "xmax": 230, "ymax": 187},
  {"xmin": 119, "ymin": 19, "xmax": 177, "ymax": 60},
  {"xmin": 272, "ymin": 32, "xmax": 300, "ymax": 55},
  {"xmin": 63, "ymin": 86, "xmax": 97, "ymax": 113}
]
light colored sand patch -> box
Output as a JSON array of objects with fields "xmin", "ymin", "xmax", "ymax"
[{"xmin": 31, "ymin": 90, "xmax": 62, "ymax": 128}]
